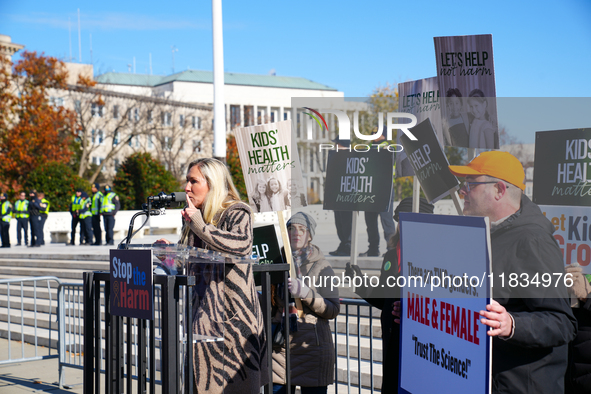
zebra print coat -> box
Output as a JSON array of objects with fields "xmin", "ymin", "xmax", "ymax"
[{"xmin": 185, "ymin": 201, "xmax": 268, "ymax": 393}]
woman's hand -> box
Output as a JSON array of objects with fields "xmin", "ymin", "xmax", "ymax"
[
  {"xmin": 154, "ymin": 238, "xmax": 171, "ymax": 245},
  {"xmin": 182, "ymin": 193, "xmax": 198, "ymax": 222},
  {"xmin": 288, "ymin": 278, "xmax": 311, "ymax": 299}
]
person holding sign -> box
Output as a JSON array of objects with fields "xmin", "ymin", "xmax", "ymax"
[
  {"xmin": 346, "ymin": 197, "xmax": 434, "ymax": 393},
  {"xmin": 272, "ymin": 212, "xmax": 340, "ymax": 394},
  {"xmin": 156, "ymin": 158, "xmax": 267, "ymax": 393},
  {"xmin": 449, "ymin": 151, "xmax": 577, "ymax": 394}
]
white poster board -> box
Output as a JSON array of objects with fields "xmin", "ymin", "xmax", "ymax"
[
  {"xmin": 235, "ymin": 120, "xmax": 307, "ymax": 213},
  {"xmin": 540, "ymin": 205, "xmax": 591, "ymax": 274},
  {"xmin": 398, "ymin": 212, "xmax": 491, "ymax": 394},
  {"xmin": 434, "ymin": 34, "xmax": 499, "ymax": 149}
]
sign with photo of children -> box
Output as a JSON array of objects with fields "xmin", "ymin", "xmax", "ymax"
[
  {"xmin": 434, "ymin": 34, "xmax": 499, "ymax": 149},
  {"xmin": 235, "ymin": 120, "xmax": 307, "ymax": 213},
  {"xmin": 534, "ymin": 128, "xmax": 591, "ymax": 274},
  {"xmin": 397, "ymin": 77, "xmax": 442, "ymax": 178}
]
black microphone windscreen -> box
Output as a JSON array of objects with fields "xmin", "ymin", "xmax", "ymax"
[{"xmin": 171, "ymin": 192, "xmax": 186, "ymax": 202}]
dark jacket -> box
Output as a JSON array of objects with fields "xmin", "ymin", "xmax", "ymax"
[
  {"xmin": 272, "ymin": 244, "xmax": 340, "ymax": 387},
  {"xmin": 357, "ymin": 246, "xmax": 400, "ymax": 393},
  {"xmin": 490, "ymin": 195, "xmax": 577, "ymax": 393},
  {"xmin": 28, "ymin": 197, "xmax": 41, "ymax": 216},
  {"xmin": 567, "ymin": 298, "xmax": 591, "ymax": 393}
]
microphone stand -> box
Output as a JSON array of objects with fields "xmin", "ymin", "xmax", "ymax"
[{"xmin": 119, "ymin": 200, "xmax": 168, "ymax": 250}]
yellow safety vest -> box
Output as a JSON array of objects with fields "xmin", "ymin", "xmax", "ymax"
[
  {"xmin": 40, "ymin": 198, "xmax": 50, "ymax": 215},
  {"xmin": 91, "ymin": 192, "xmax": 103, "ymax": 215},
  {"xmin": 101, "ymin": 192, "xmax": 117, "ymax": 214},
  {"xmin": 1, "ymin": 201, "xmax": 12, "ymax": 222},
  {"xmin": 15, "ymin": 200, "xmax": 29, "ymax": 218},
  {"xmin": 71, "ymin": 195, "xmax": 83, "ymax": 211}
]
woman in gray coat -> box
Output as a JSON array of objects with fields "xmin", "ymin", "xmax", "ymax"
[{"xmin": 272, "ymin": 212, "xmax": 340, "ymax": 394}]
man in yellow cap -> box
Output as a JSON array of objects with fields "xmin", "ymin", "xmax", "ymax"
[{"xmin": 449, "ymin": 151, "xmax": 576, "ymax": 394}]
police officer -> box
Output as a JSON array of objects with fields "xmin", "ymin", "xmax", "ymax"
[
  {"xmin": 90, "ymin": 183, "xmax": 103, "ymax": 245},
  {"xmin": 0, "ymin": 193, "xmax": 12, "ymax": 248},
  {"xmin": 14, "ymin": 191, "xmax": 29, "ymax": 246},
  {"xmin": 69, "ymin": 189, "xmax": 83, "ymax": 245},
  {"xmin": 37, "ymin": 192, "xmax": 50, "ymax": 246},
  {"xmin": 79, "ymin": 191, "xmax": 93, "ymax": 245},
  {"xmin": 101, "ymin": 185, "xmax": 120, "ymax": 245},
  {"xmin": 28, "ymin": 191, "xmax": 43, "ymax": 247}
]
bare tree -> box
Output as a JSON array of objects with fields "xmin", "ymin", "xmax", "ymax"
[
  {"xmin": 149, "ymin": 105, "xmax": 213, "ymax": 181},
  {"xmin": 65, "ymin": 79, "xmax": 212, "ymax": 184}
]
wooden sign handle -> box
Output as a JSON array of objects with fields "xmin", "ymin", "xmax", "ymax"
[{"xmin": 277, "ymin": 210, "xmax": 304, "ymax": 317}]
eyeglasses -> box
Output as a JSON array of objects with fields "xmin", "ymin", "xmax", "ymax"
[{"xmin": 460, "ymin": 181, "xmax": 499, "ymax": 193}]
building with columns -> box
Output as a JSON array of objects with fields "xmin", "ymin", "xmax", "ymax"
[
  {"xmin": 0, "ymin": 34, "xmax": 24, "ymax": 63},
  {"xmin": 96, "ymin": 70, "xmax": 346, "ymax": 202},
  {"xmin": 96, "ymin": 70, "xmax": 343, "ymax": 129}
]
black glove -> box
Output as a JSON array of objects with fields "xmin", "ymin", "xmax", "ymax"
[{"xmin": 345, "ymin": 262, "xmax": 363, "ymax": 280}]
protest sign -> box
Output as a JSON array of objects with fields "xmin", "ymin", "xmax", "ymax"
[
  {"xmin": 397, "ymin": 77, "xmax": 443, "ymax": 177},
  {"xmin": 398, "ymin": 212, "xmax": 491, "ymax": 394},
  {"xmin": 539, "ymin": 205, "xmax": 591, "ymax": 274},
  {"xmin": 399, "ymin": 118, "xmax": 459, "ymax": 203},
  {"xmin": 235, "ymin": 120, "xmax": 307, "ymax": 213},
  {"xmin": 252, "ymin": 224, "xmax": 284, "ymax": 285},
  {"xmin": 323, "ymin": 149, "xmax": 393, "ymax": 212},
  {"xmin": 533, "ymin": 128, "xmax": 591, "ymax": 207},
  {"xmin": 110, "ymin": 249, "xmax": 153, "ymax": 320},
  {"xmin": 534, "ymin": 128, "xmax": 591, "ymax": 273},
  {"xmin": 434, "ymin": 34, "xmax": 499, "ymax": 149}
]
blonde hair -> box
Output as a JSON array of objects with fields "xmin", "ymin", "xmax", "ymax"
[{"xmin": 188, "ymin": 158, "xmax": 242, "ymax": 225}]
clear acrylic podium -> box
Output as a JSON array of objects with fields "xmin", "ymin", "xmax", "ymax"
[{"xmin": 83, "ymin": 243, "xmax": 260, "ymax": 394}]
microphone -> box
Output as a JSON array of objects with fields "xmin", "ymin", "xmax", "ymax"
[{"xmin": 148, "ymin": 191, "xmax": 186, "ymax": 203}]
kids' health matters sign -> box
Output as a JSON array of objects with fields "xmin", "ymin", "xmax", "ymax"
[
  {"xmin": 323, "ymin": 150, "xmax": 393, "ymax": 212},
  {"xmin": 434, "ymin": 34, "xmax": 499, "ymax": 149},
  {"xmin": 398, "ymin": 213, "xmax": 491, "ymax": 394},
  {"xmin": 110, "ymin": 249, "xmax": 153, "ymax": 320},
  {"xmin": 533, "ymin": 128, "xmax": 591, "ymax": 207},
  {"xmin": 235, "ymin": 120, "xmax": 306, "ymax": 213}
]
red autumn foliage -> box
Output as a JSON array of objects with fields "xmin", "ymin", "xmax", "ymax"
[{"xmin": 0, "ymin": 51, "xmax": 76, "ymax": 193}]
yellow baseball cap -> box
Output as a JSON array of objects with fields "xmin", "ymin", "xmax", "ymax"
[{"xmin": 449, "ymin": 151, "xmax": 526, "ymax": 191}]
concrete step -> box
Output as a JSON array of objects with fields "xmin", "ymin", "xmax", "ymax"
[
  {"xmin": 334, "ymin": 315, "xmax": 382, "ymax": 338},
  {"xmin": 0, "ymin": 274, "xmax": 80, "ymax": 288},
  {"xmin": 0, "ymin": 252, "xmax": 110, "ymax": 262},
  {"xmin": 335, "ymin": 332, "xmax": 383, "ymax": 363},
  {"xmin": 0, "ymin": 258, "xmax": 109, "ymax": 271},
  {"xmin": 336, "ymin": 355, "xmax": 382, "ymax": 390},
  {"xmin": 0, "ymin": 266, "xmax": 90, "ymax": 281},
  {"xmin": 0, "ymin": 320, "xmax": 60, "ymax": 349}
]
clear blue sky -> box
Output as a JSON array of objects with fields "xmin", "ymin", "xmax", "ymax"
[{"xmin": 2, "ymin": 0, "xmax": 590, "ymax": 142}]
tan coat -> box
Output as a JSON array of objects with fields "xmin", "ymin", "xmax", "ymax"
[
  {"xmin": 272, "ymin": 245, "xmax": 340, "ymax": 387},
  {"xmin": 186, "ymin": 202, "xmax": 268, "ymax": 393}
]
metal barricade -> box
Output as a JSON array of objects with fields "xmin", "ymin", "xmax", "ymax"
[
  {"xmin": 334, "ymin": 298, "xmax": 380, "ymax": 394},
  {"xmin": 83, "ymin": 271, "xmax": 194, "ymax": 394},
  {"xmin": 0, "ymin": 277, "xmax": 61, "ymax": 366},
  {"xmin": 82, "ymin": 262, "xmax": 290, "ymax": 394}
]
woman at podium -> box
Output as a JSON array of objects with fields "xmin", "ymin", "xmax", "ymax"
[{"xmin": 158, "ymin": 157, "xmax": 267, "ymax": 393}]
